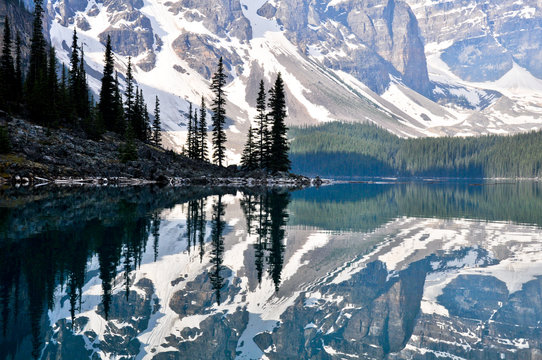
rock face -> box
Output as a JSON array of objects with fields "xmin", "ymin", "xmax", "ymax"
[
  {"xmin": 273, "ymin": 0, "xmax": 432, "ymax": 95},
  {"xmin": 406, "ymin": 0, "xmax": 542, "ymax": 81}
]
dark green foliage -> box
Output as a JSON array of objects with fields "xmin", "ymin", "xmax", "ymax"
[
  {"xmin": 0, "ymin": 16, "xmax": 14, "ymax": 111},
  {"xmin": 119, "ymin": 122, "xmax": 138, "ymax": 162},
  {"xmin": 26, "ymin": 1, "xmax": 48, "ymax": 123},
  {"xmin": 0, "ymin": 125, "xmax": 10, "ymax": 153},
  {"xmin": 83, "ymin": 103, "xmax": 104, "ymax": 140},
  {"xmin": 210, "ymin": 57, "xmax": 227, "ymax": 166},
  {"xmin": 14, "ymin": 33, "xmax": 22, "ymax": 105},
  {"xmin": 192, "ymin": 112, "xmax": 199, "ymax": 158},
  {"xmin": 254, "ymin": 80, "xmax": 268, "ymax": 168},
  {"xmin": 289, "ymin": 122, "xmax": 542, "ymax": 178},
  {"xmin": 241, "ymin": 125, "xmax": 257, "ymax": 170},
  {"xmin": 187, "ymin": 102, "xmax": 195, "ymax": 158},
  {"xmin": 66, "ymin": 30, "xmax": 90, "ymax": 122},
  {"xmin": 113, "ymin": 72, "xmax": 124, "ymax": 133},
  {"xmin": 99, "ymin": 35, "xmax": 116, "ymax": 132},
  {"xmin": 198, "ymin": 96, "xmax": 208, "ymax": 161},
  {"xmin": 152, "ymin": 96, "xmax": 161, "ymax": 146},
  {"xmin": 124, "ymin": 57, "xmax": 135, "ymax": 130},
  {"xmin": 46, "ymin": 47, "xmax": 58, "ymax": 124},
  {"xmin": 268, "ymin": 73, "xmax": 290, "ymax": 173}
]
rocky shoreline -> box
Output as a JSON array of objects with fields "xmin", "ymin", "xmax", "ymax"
[{"xmin": 0, "ymin": 116, "xmax": 323, "ymax": 188}]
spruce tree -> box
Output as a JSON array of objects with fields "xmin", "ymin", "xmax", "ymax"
[
  {"xmin": 187, "ymin": 102, "xmax": 194, "ymax": 158},
  {"xmin": 124, "ymin": 57, "xmax": 135, "ymax": 132},
  {"xmin": 210, "ymin": 57, "xmax": 227, "ymax": 166},
  {"xmin": 152, "ymin": 96, "xmax": 161, "ymax": 146},
  {"xmin": 144, "ymin": 102, "xmax": 150, "ymax": 142},
  {"xmin": 268, "ymin": 73, "xmax": 290, "ymax": 173},
  {"xmin": 113, "ymin": 72, "xmax": 124, "ymax": 133},
  {"xmin": 27, "ymin": 0, "xmax": 48, "ymax": 123},
  {"xmin": 199, "ymin": 96, "xmax": 208, "ymax": 162},
  {"xmin": 59, "ymin": 64, "xmax": 69, "ymax": 122},
  {"xmin": 0, "ymin": 16, "xmax": 14, "ymax": 110},
  {"xmin": 99, "ymin": 35, "xmax": 116, "ymax": 131},
  {"xmin": 14, "ymin": 33, "xmax": 22, "ymax": 105},
  {"xmin": 241, "ymin": 125, "xmax": 257, "ymax": 170},
  {"xmin": 68, "ymin": 29, "xmax": 79, "ymax": 118},
  {"xmin": 46, "ymin": 47, "xmax": 58, "ymax": 124},
  {"xmin": 254, "ymin": 79, "xmax": 268, "ymax": 169},
  {"xmin": 193, "ymin": 112, "xmax": 199, "ymax": 158},
  {"xmin": 77, "ymin": 47, "xmax": 90, "ymax": 119}
]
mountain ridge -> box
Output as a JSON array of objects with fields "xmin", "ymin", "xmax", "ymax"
[{"xmin": 3, "ymin": 0, "xmax": 542, "ymax": 160}]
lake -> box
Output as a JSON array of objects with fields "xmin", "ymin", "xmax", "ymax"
[{"xmin": 1, "ymin": 181, "xmax": 542, "ymax": 359}]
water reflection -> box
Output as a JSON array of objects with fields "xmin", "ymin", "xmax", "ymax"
[{"xmin": 0, "ymin": 182, "xmax": 542, "ymax": 359}]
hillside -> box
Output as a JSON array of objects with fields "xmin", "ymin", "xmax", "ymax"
[{"xmin": 290, "ymin": 122, "xmax": 542, "ymax": 178}]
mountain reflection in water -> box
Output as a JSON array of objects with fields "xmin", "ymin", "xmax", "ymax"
[{"xmin": 1, "ymin": 182, "xmax": 542, "ymax": 359}]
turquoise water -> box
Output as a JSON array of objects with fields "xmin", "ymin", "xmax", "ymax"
[{"xmin": 1, "ymin": 182, "xmax": 542, "ymax": 359}]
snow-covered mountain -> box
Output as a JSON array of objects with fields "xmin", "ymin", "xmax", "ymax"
[{"xmin": 32, "ymin": 0, "xmax": 542, "ymax": 157}]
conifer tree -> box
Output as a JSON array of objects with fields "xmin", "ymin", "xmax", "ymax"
[
  {"xmin": 14, "ymin": 33, "xmax": 22, "ymax": 104},
  {"xmin": 241, "ymin": 125, "xmax": 257, "ymax": 170},
  {"xmin": 187, "ymin": 101, "xmax": 194, "ymax": 158},
  {"xmin": 77, "ymin": 47, "xmax": 90, "ymax": 119},
  {"xmin": 46, "ymin": 47, "xmax": 58, "ymax": 123},
  {"xmin": 198, "ymin": 96, "xmax": 208, "ymax": 162},
  {"xmin": 113, "ymin": 72, "xmax": 124, "ymax": 133},
  {"xmin": 0, "ymin": 16, "xmax": 14, "ymax": 110},
  {"xmin": 58, "ymin": 64, "xmax": 69, "ymax": 121},
  {"xmin": 99, "ymin": 35, "xmax": 116, "ymax": 131},
  {"xmin": 124, "ymin": 57, "xmax": 135, "ymax": 131},
  {"xmin": 210, "ymin": 57, "xmax": 227, "ymax": 166},
  {"xmin": 68, "ymin": 29, "xmax": 79, "ymax": 115},
  {"xmin": 254, "ymin": 80, "xmax": 268, "ymax": 169},
  {"xmin": 268, "ymin": 73, "xmax": 290, "ymax": 173},
  {"xmin": 152, "ymin": 96, "xmax": 161, "ymax": 146},
  {"xmin": 27, "ymin": 0, "xmax": 48, "ymax": 123},
  {"xmin": 144, "ymin": 101, "xmax": 151, "ymax": 142},
  {"xmin": 193, "ymin": 111, "xmax": 199, "ymax": 157}
]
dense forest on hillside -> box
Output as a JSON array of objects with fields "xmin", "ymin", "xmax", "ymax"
[{"xmin": 289, "ymin": 122, "xmax": 542, "ymax": 178}]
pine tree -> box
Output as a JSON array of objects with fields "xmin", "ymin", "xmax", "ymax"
[
  {"xmin": 125, "ymin": 57, "xmax": 135, "ymax": 132},
  {"xmin": 46, "ymin": 47, "xmax": 59, "ymax": 124},
  {"xmin": 68, "ymin": 29, "xmax": 79, "ymax": 119},
  {"xmin": 187, "ymin": 101, "xmax": 194, "ymax": 158},
  {"xmin": 268, "ymin": 73, "xmax": 290, "ymax": 173},
  {"xmin": 152, "ymin": 96, "xmax": 161, "ymax": 146},
  {"xmin": 99, "ymin": 35, "xmax": 116, "ymax": 132},
  {"xmin": 113, "ymin": 72, "xmax": 124, "ymax": 133},
  {"xmin": 120, "ymin": 121, "xmax": 137, "ymax": 162},
  {"xmin": 0, "ymin": 16, "xmax": 14, "ymax": 110},
  {"xmin": 254, "ymin": 79, "xmax": 268, "ymax": 169},
  {"xmin": 144, "ymin": 102, "xmax": 151, "ymax": 142},
  {"xmin": 77, "ymin": 47, "xmax": 90, "ymax": 119},
  {"xmin": 193, "ymin": 112, "xmax": 199, "ymax": 158},
  {"xmin": 26, "ymin": 0, "xmax": 48, "ymax": 123},
  {"xmin": 210, "ymin": 57, "xmax": 227, "ymax": 166},
  {"xmin": 58, "ymin": 64, "xmax": 69, "ymax": 122},
  {"xmin": 199, "ymin": 96, "xmax": 208, "ymax": 162},
  {"xmin": 14, "ymin": 33, "xmax": 22, "ymax": 105},
  {"xmin": 241, "ymin": 125, "xmax": 257, "ymax": 170}
]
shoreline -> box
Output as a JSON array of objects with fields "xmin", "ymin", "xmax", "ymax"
[{"xmin": 2, "ymin": 174, "xmax": 328, "ymax": 188}]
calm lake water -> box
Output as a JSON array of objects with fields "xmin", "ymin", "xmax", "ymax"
[{"xmin": 1, "ymin": 182, "xmax": 542, "ymax": 359}]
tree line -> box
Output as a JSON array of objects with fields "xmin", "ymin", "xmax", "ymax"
[{"xmin": 290, "ymin": 122, "xmax": 542, "ymax": 178}]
